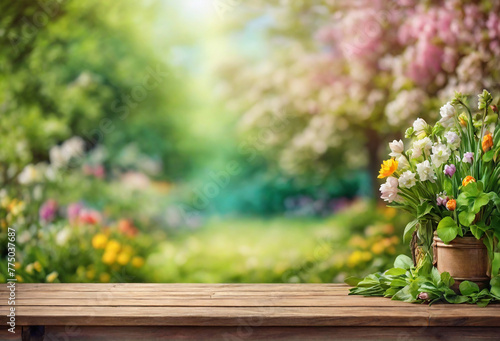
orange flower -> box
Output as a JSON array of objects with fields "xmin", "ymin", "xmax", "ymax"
[
  {"xmin": 459, "ymin": 116, "xmax": 467, "ymax": 127},
  {"xmin": 462, "ymin": 176, "xmax": 476, "ymax": 187},
  {"xmin": 446, "ymin": 199, "xmax": 456, "ymax": 211},
  {"xmin": 377, "ymin": 159, "xmax": 398, "ymax": 179},
  {"xmin": 482, "ymin": 133, "xmax": 493, "ymax": 152}
]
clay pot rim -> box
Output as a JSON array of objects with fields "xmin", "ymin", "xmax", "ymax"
[{"xmin": 433, "ymin": 231, "xmax": 485, "ymax": 248}]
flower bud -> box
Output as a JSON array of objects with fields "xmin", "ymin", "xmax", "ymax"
[
  {"xmin": 446, "ymin": 199, "xmax": 456, "ymax": 211},
  {"xmin": 490, "ymin": 105, "xmax": 498, "ymax": 113},
  {"xmin": 482, "ymin": 133, "xmax": 493, "ymax": 153},
  {"xmin": 418, "ymin": 292, "xmax": 430, "ymax": 300},
  {"xmin": 462, "ymin": 175, "xmax": 476, "ymax": 187}
]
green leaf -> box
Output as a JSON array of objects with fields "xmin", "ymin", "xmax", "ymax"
[
  {"xmin": 437, "ymin": 217, "xmax": 459, "ymax": 244},
  {"xmin": 403, "ymin": 220, "xmax": 418, "ymax": 242},
  {"xmin": 417, "ymin": 203, "xmax": 433, "ymax": 219},
  {"xmin": 392, "ymin": 285, "xmax": 416, "ymax": 302},
  {"xmin": 440, "ymin": 272, "xmax": 454, "ymax": 288},
  {"xmin": 489, "ymin": 276, "xmax": 500, "ymax": 298},
  {"xmin": 344, "ymin": 277, "xmax": 363, "ymax": 286},
  {"xmin": 461, "ymin": 182, "xmax": 480, "ymax": 196},
  {"xmin": 472, "ymin": 193, "xmax": 490, "ymax": 213},
  {"xmin": 458, "ymin": 211, "xmax": 475, "ymax": 227},
  {"xmin": 444, "ymin": 293, "xmax": 470, "ymax": 304},
  {"xmin": 459, "ymin": 281, "xmax": 480, "ymax": 296},
  {"xmin": 477, "ymin": 299, "xmax": 491, "ymax": 307},
  {"xmin": 394, "ymin": 254, "xmax": 413, "ymax": 270},
  {"xmin": 431, "ymin": 267, "xmax": 441, "ymax": 286},
  {"xmin": 444, "ymin": 178, "xmax": 453, "ymax": 198},
  {"xmin": 470, "ymin": 224, "xmax": 485, "ymax": 239},
  {"xmin": 483, "ymin": 149, "xmax": 495, "ymax": 162},
  {"xmin": 390, "ymin": 278, "xmax": 408, "ymax": 288},
  {"xmin": 385, "ymin": 268, "xmax": 407, "ymax": 276}
]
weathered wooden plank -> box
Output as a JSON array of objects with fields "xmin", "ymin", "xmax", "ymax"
[
  {"xmin": 5, "ymin": 296, "xmax": 426, "ymax": 307},
  {"xmin": 37, "ymin": 326, "xmax": 500, "ymax": 341},
  {"xmin": 5, "ymin": 283, "xmax": 350, "ymax": 292},
  {"xmin": 0, "ymin": 306, "xmax": 430, "ymax": 327}
]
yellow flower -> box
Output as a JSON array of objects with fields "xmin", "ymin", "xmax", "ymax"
[
  {"xmin": 14, "ymin": 262, "xmax": 21, "ymax": 269},
  {"xmin": 99, "ymin": 273, "xmax": 111, "ymax": 283},
  {"xmin": 117, "ymin": 252, "xmax": 131, "ymax": 266},
  {"xmin": 25, "ymin": 263, "xmax": 34, "ymax": 275},
  {"xmin": 86, "ymin": 269, "xmax": 96, "ymax": 280},
  {"xmin": 92, "ymin": 234, "xmax": 108, "ymax": 249},
  {"xmin": 377, "ymin": 159, "xmax": 398, "ymax": 179},
  {"xmin": 131, "ymin": 256, "xmax": 145, "ymax": 268},
  {"xmin": 347, "ymin": 251, "xmax": 363, "ymax": 268},
  {"xmin": 33, "ymin": 261, "xmax": 42, "ymax": 272},
  {"xmin": 482, "ymin": 133, "xmax": 493, "ymax": 152},
  {"xmin": 462, "ymin": 176, "xmax": 476, "ymax": 187},
  {"xmin": 105, "ymin": 240, "xmax": 121, "ymax": 254},
  {"xmin": 15, "ymin": 275, "xmax": 23, "ymax": 282},
  {"xmin": 371, "ymin": 242, "xmax": 384, "ymax": 255},
  {"xmin": 102, "ymin": 251, "xmax": 117, "ymax": 265},
  {"xmin": 46, "ymin": 271, "xmax": 58, "ymax": 283}
]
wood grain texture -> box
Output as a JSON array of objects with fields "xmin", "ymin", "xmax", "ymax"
[{"xmin": 0, "ymin": 283, "xmax": 499, "ymax": 329}]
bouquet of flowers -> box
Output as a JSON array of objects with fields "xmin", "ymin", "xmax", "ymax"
[
  {"xmin": 378, "ymin": 90, "xmax": 500, "ymax": 262},
  {"xmin": 349, "ymin": 91, "xmax": 500, "ymax": 305}
]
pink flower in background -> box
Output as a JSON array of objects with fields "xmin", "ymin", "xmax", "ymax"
[
  {"xmin": 82, "ymin": 164, "xmax": 106, "ymax": 179},
  {"xmin": 93, "ymin": 165, "xmax": 105, "ymax": 179},
  {"xmin": 67, "ymin": 202, "xmax": 84, "ymax": 224},
  {"xmin": 39, "ymin": 199, "xmax": 58, "ymax": 223},
  {"xmin": 79, "ymin": 209, "xmax": 102, "ymax": 225}
]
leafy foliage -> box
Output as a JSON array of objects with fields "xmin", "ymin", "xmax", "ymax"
[{"xmin": 349, "ymin": 255, "xmax": 500, "ymax": 307}]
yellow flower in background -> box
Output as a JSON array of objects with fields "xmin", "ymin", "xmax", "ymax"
[
  {"xmin": 15, "ymin": 275, "xmax": 23, "ymax": 282},
  {"xmin": 46, "ymin": 271, "xmax": 59, "ymax": 283},
  {"xmin": 462, "ymin": 176, "xmax": 476, "ymax": 187},
  {"xmin": 7, "ymin": 199, "xmax": 25, "ymax": 216},
  {"xmin": 14, "ymin": 262, "xmax": 21, "ymax": 269},
  {"xmin": 100, "ymin": 273, "xmax": 111, "ymax": 283},
  {"xmin": 371, "ymin": 242, "xmax": 384, "ymax": 255},
  {"xmin": 482, "ymin": 133, "xmax": 493, "ymax": 152},
  {"xmin": 377, "ymin": 159, "xmax": 398, "ymax": 179},
  {"xmin": 131, "ymin": 256, "xmax": 145, "ymax": 268},
  {"xmin": 102, "ymin": 251, "xmax": 117, "ymax": 265},
  {"xmin": 33, "ymin": 261, "xmax": 42, "ymax": 272},
  {"xmin": 105, "ymin": 240, "xmax": 121, "ymax": 254},
  {"xmin": 86, "ymin": 269, "xmax": 96, "ymax": 280},
  {"xmin": 92, "ymin": 234, "xmax": 108, "ymax": 249},
  {"xmin": 25, "ymin": 263, "xmax": 34, "ymax": 275},
  {"xmin": 117, "ymin": 252, "xmax": 131, "ymax": 265}
]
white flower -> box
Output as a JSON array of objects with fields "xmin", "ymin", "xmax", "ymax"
[
  {"xmin": 462, "ymin": 152, "xmax": 474, "ymax": 164},
  {"xmin": 380, "ymin": 176, "xmax": 401, "ymax": 203},
  {"xmin": 56, "ymin": 228, "xmax": 71, "ymax": 246},
  {"xmin": 444, "ymin": 131, "xmax": 461, "ymax": 150},
  {"xmin": 413, "ymin": 118, "xmax": 428, "ymax": 136},
  {"xmin": 430, "ymin": 142, "xmax": 451, "ymax": 168},
  {"xmin": 399, "ymin": 171, "xmax": 417, "ymax": 188},
  {"xmin": 411, "ymin": 137, "xmax": 432, "ymax": 159},
  {"xmin": 61, "ymin": 137, "xmax": 85, "ymax": 160},
  {"xmin": 49, "ymin": 146, "xmax": 66, "ymax": 168},
  {"xmin": 397, "ymin": 155, "xmax": 410, "ymax": 170},
  {"xmin": 18, "ymin": 164, "xmax": 40, "ymax": 185},
  {"xmin": 416, "ymin": 160, "xmax": 436, "ymax": 182},
  {"xmin": 439, "ymin": 102, "xmax": 456, "ymax": 127},
  {"xmin": 389, "ymin": 140, "xmax": 404, "ymax": 157},
  {"xmin": 50, "ymin": 136, "xmax": 85, "ymax": 169}
]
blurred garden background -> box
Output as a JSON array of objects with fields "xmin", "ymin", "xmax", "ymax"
[{"xmin": 1, "ymin": 0, "xmax": 500, "ymax": 283}]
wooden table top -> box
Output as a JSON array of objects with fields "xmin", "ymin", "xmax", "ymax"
[{"xmin": 1, "ymin": 283, "xmax": 499, "ymax": 327}]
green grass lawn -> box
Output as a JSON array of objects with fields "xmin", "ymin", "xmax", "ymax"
[{"xmin": 145, "ymin": 201, "xmax": 411, "ymax": 283}]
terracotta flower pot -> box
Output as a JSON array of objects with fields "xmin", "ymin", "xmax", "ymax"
[{"xmin": 432, "ymin": 232, "xmax": 491, "ymax": 292}]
